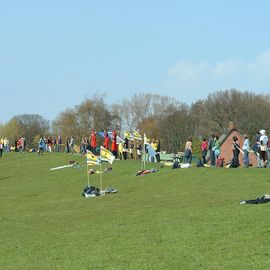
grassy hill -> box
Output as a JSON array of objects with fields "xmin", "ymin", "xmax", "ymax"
[{"xmin": 1, "ymin": 152, "xmax": 270, "ymax": 270}]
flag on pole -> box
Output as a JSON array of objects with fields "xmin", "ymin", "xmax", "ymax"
[
  {"xmin": 133, "ymin": 130, "xmax": 142, "ymax": 140},
  {"xmin": 100, "ymin": 146, "xmax": 115, "ymax": 164},
  {"xmin": 144, "ymin": 134, "xmax": 150, "ymax": 145},
  {"xmin": 96, "ymin": 131, "xmax": 105, "ymax": 139},
  {"xmin": 124, "ymin": 131, "xmax": 132, "ymax": 139},
  {"xmin": 107, "ymin": 131, "xmax": 124, "ymax": 144},
  {"xmin": 74, "ymin": 144, "xmax": 80, "ymax": 154},
  {"xmin": 116, "ymin": 136, "xmax": 125, "ymax": 144},
  {"xmin": 87, "ymin": 150, "xmax": 101, "ymax": 165}
]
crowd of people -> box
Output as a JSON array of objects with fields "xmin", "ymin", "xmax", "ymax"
[
  {"xmin": 184, "ymin": 129, "xmax": 269, "ymax": 168},
  {"xmin": 0, "ymin": 137, "xmax": 26, "ymax": 154},
  {"xmin": 2, "ymin": 130, "xmax": 160, "ymax": 163},
  {"xmin": 35, "ymin": 130, "xmax": 143, "ymax": 160},
  {"xmin": 0, "ymin": 137, "xmax": 10, "ymax": 157},
  {"xmin": 2, "ymin": 128, "xmax": 270, "ymax": 168}
]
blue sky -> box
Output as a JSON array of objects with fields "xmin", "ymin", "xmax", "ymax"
[{"xmin": 1, "ymin": 0, "xmax": 270, "ymax": 124}]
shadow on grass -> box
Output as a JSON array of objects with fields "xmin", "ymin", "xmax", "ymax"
[{"xmin": 0, "ymin": 177, "xmax": 9, "ymax": 181}]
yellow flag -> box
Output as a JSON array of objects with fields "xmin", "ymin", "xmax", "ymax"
[
  {"xmin": 133, "ymin": 130, "xmax": 142, "ymax": 140},
  {"xmin": 74, "ymin": 144, "xmax": 80, "ymax": 154},
  {"xmin": 100, "ymin": 146, "xmax": 115, "ymax": 164},
  {"xmin": 87, "ymin": 150, "xmax": 101, "ymax": 165},
  {"xmin": 144, "ymin": 134, "xmax": 150, "ymax": 145},
  {"xmin": 124, "ymin": 131, "xmax": 131, "ymax": 139}
]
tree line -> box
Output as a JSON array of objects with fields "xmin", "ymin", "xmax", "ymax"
[{"xmin": 1, "ymin": 89, "xmax": 270, "ymax": 152}]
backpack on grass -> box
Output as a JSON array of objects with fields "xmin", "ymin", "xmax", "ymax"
[
  {"xmin": 216, "ymin": 157, "xmax": 224, "ymax": 167},
  {"xmin": 196, "ymin": 159, "xmax": 204, "ymax": 167}
]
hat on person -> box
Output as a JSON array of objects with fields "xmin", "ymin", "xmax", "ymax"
[{"xmin": 259, "ymin": 129, "xmax": 266, "ymax": 135}]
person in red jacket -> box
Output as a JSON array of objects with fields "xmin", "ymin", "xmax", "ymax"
[
  {"xmin": 90, "ymin": 130, "xmax": 97, "ymax": 154},
  {"xmin": 103, "ymin": 131, "xmax": 110, "ymax": 149},
  {"xmin": 111, "ymin": 130, "xmax": 118, "ymax": 158}
]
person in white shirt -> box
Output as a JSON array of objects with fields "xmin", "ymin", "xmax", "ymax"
[
  {"xmin": 69, "ymin": 136, "xmax": 74, "ymax": 154},
  {"xmin": 259, "ymin": 129, "xmax": 268, "ymax": 168},
  {"xmin": 242, "ymin": 134, "xmax": 250, "ymax": 168}
]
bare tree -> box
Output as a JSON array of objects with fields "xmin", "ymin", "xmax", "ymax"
[
  {"xmin": 2, "ymin": 114, "xmax": 49, "ymax": 147},
  {"xmin": 204, "ymin": 89, "xmax": 270, "ymax": 137},
  {"xmin": 52, "ymin": 95, "xmax": 114, "ymax": 144},
  {"xmin": 115, "ymin": 93, "xmax": 182, "ymax": 136},
  {"xmin": 157, "ymin": 104, "xmax": 192, "ymax": 152}
]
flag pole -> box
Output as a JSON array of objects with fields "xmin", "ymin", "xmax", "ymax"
[
  {"xmin": 143, "ymin": 133, "xmax": 146, "ymax": 170},
  {"xmin": 141, "ymin": 135, "xmax": 144, "ymax": 169},
  {"xmin": 100, "ymin": 160, "xmax": 103, "ymax": 193},
  {"xmin": 87, "ymin": 163, "xmax": 90, "ymax": 187}
]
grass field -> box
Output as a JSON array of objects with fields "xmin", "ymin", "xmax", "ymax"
[{"xmin": 1, "ymin": 152, "xmax": 270, "ymax": 270}]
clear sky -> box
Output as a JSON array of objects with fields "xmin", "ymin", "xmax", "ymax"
[{"xmin": 1, "ymin": 0, "xmax": 270, "ymax": 124}]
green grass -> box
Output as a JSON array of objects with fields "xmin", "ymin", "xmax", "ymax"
[{"xmin": 1, "ymin": 152, "xmax": 270, "ymax": 269}]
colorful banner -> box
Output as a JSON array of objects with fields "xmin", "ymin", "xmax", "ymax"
[
  {"xmin": 100, "ymin": 146, "xmax": 115, "ymax": 164},
  {"xmin": 87, "ymin": 150, "xmax": 101, "ymax": 165},
  {"xmin": 124, "ymin": 131, "xmax": 131, "ymax": 139},
  {"xmin": 133, "ymin": 130, "xmax": 142, "ymax": 140},
  {"xmin": 116, "ymin": 136, "xmax": 125, "ymax": 144},
  {"xmin": 74, "ymin": 144, "xmax": 80, "ymax": 154},
  {"xmin": 144, "ymin": 134, "xmax": 150, "ymax": 145}
]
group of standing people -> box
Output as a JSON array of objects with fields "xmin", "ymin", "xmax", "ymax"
[
  {"xmin": 0, "ymin": 138, "xmax": 10, "ymax": 153},
  {"xmin": 37, "ymin": 136, "xmax": 74, "ymax": 155},
  {"xmin": 234, "ymin": 129, "xmax": 269, "ymax": 168},
  {"xmin": 184, "ymin": 129, "xmax": 269, "ymax": 168},
  {"xmin": 80, "ymin": 130, "xmax": 118, "ymax": 157},
  {"xmin": 183, "ymin": 136, "xmax": 221, "ymax": 165}
]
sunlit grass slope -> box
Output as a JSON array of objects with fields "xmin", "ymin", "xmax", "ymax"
[{"xmin": 1, "ymin": 152, "xmax": 270, "ymax": 270}]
